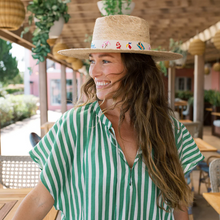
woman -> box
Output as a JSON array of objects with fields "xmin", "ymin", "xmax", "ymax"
[{"xmin": 13, "ymin": 15, "xmax": 204, "ymax": 220}]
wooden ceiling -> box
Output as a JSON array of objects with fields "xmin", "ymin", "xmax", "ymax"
[{"xmin": 1, "ymin": 0, "xmax": 220, "ymax": 66}]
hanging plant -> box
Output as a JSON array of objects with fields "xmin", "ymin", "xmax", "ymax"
[
  {"xmin": 21, "ymin": 0, "xmax": 71, "ymax": 64},
  {"xmin": 97, "ymin": 0, "xmax": 135, "ymax": 16},
  {"xmin": 169, "ymin": 38, "xmax": 187, "ymax": 67}
]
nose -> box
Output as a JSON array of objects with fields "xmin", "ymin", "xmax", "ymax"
[{"xmin": 89, "ymin": 62, "xmax": 102, "ymax": 78}]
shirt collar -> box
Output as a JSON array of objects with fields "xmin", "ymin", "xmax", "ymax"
[{"xmin": 93, "ymin": 101, "xmax": 112, "ymax": 130}]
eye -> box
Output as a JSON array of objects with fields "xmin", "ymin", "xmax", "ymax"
[
  {"xmin": 103, "ymin": 60, "xmax": 110, "ymax": 64},
  {"xmin": 89, "ymin": 59, "xmax": 95, "ymax": 64}
]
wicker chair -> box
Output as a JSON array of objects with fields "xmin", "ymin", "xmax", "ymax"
[
  {"xmin": 209, "ymin": 158, "xmax": 220, "ymax": 192},
  {"xmin": 0, "ymin": 156, "xmax": 40, "ymax": 188},
  {"xmin": 198, "ymin": 154, "xmax": 220, "ymax": 194}
]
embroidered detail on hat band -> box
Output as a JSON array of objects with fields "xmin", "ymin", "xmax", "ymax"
[{"xmin": 91, "ymin": 40, "xmax": 151, "ymax": 51}]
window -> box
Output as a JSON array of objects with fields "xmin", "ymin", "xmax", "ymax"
[
  {"xmin": 50, "ymin": 79, "xmax": 61, "ymax": 105},
  {"xmin": 175, "ymin": 77, "xmax": 192, "ymax": 91},
  {"xmin": 50, "ymin": 79, "xmax": 76, "ymax": 105}
]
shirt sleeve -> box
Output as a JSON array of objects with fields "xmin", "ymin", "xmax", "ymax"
[
  {"xmin": 173, "ymin": 119, "xmax": 205, "ymax": 174},
  {"xmin": 29, "ymin": 109, "xmax": 76, "ymax": 212}
]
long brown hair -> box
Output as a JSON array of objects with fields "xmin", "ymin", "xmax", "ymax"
[{"xmin": 80, "ymin": 53, "xmax": 192, "ymax": 210}]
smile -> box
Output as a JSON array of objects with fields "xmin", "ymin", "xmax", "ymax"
[{"xmin": 96, "ymin": 81, "xmax": 110, "ymax": 86}]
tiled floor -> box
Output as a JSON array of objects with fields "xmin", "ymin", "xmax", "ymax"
[{"xmin": 192, "ymin": 126, "xmax": 220, "ymax": 220}]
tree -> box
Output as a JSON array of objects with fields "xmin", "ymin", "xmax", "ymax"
[{"xmin": 0, "ymin": 39, "xmax": 19, "ymax": 87}]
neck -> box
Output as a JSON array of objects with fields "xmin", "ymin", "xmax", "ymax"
[{"xmin": 98, "ymin": 99, "xmax": 131, "ymax": 123}]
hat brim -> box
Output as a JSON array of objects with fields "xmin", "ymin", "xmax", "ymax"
[{"xmin": 58, "ymin": 48, "xmax": 183, "ymax": 62}]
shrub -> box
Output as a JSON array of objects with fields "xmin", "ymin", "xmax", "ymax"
[
  {"xmin": 209, "ymin": 90, "xmax": 220, "ymax": 107},
  {"xmin": 5, "ymin": 88, "xmax": 24, "ymax": 94},
  {"xmin": 0, "ymin": 95, "xmax": 38, "ymax": 128},
  {"xmin": 0, "ymin": 97, "xmax": 14, "ymax": 127},
  {"xmin": 175, "ymin": 90, "xmax": 193, "ymax": 100}
]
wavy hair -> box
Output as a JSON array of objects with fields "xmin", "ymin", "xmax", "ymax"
[{"xmin": 80, "ymin": 53, "xmax": 192, "ymax": 211}]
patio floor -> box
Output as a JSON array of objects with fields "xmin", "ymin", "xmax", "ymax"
[{"xmin": 1, "ymin": 114, "xmax": 220, "ymax": 219}]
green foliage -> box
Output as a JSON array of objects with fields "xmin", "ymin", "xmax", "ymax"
[
  {"xmin": 0, "ymin": 97, "xmax": 14, "ymax": 127},
  {"xmin": 22, "ymin": 0, "xmax": 71, "ymax": 64},
  {"xmin": 209, "ymin": 90, "xmax": 220, "ymax": 107},
  {"xmin": 5, "ymin": 88, "xmax": 24, "ymax": 94},
  {"xmin": 158, "ymin": 61, "xmax": 167, "ymax": 75},
  {"xmin": 169, "ymin": 38, "xmax": 187, "ymax": 57},
  {"xmin": 0, "ymin": 39, "xmax": 19, "ymax": 86},
  {"xmin": 204, "ymin": 89, "xmax": 215, "ymax": 103},
  {"xmin": 101, "ymin": 0, "xmax": 132, "ymax": 16},
  {"xmin": 0, "ymin": 95, "xmax": 38, "ymax": 127},
  {"xmin": 176, "ymin": 90, "xmax": 220, "ymax": 107},
  {"xmin": 0, "ymin": 88, "xmax": 7, "ymax": 98},
  {"xmin": 175, "ymin": 90, "xmax": 193, "ymax": 100}
]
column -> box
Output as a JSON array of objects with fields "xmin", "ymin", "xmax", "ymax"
[
  {"xmin": 39, "ymin": 61, "xmax": 48, "ymax": 137},
  {"xmin": 72, "ymin": 70, "xmax": 77, "ymax": 104},
  {"xmin": 193, "ymin": 55, "xmax": 204, "ymax": 138},
  {"xmin": 168, "ymin": 67, "xmax": 175, "ymax": 110},
  {"xmin": 61, "ymin": 65, "xmax": 67, "ymax": 113}
]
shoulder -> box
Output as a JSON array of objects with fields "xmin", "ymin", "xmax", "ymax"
[{"xmin": 56, "ymin": 101, "xmax": 99, "ymax": 128}]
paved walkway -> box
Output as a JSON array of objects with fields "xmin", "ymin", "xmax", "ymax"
[{"xmin": 1, "ymin": 110, "xmax": 62, "ymax": 156}]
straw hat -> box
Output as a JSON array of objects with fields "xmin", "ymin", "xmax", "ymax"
[{"xmin": 58, "ymin": 15, "xmax": 182, "ymax": 61}]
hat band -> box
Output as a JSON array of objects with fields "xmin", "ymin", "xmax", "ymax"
[{"xmin": 91, "ymin": 40, "xmax": 151, "ymax": 51}]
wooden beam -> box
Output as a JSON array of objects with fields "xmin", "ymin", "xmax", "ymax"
[
  {"xmin": 0, "ymin": 29, "xmax": 73, "ymax": 69},
  {"xmin": 61, "ymin": 65, "xmax": 67, "ymax": 114},
  {"xmin": 193, "ymin": 55, "xmax": 205, "ymax": 138},
  {"xmin": 39, "ymin": 61, "xmax": 48, "ymax": 137},
  {"xmin": 168, "ymin": 67, "xmax": 175, "ymax": 110}
]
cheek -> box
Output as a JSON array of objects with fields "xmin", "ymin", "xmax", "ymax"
[{"xmin": 89, "ymin": 66, "xmax": 94, "ymax": 78}]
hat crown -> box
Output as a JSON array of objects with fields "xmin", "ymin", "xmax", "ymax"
[{"xmin": 92, "ymin": 15, "xmax": 150, "ymax": 44}]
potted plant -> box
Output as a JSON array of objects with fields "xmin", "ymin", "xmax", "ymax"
[
  {"xmin": 21, "ymin": 0, "xmax": 71, "ymax": 64},
  {"xmin": 97, "ymin": 0, "xmax": 135, "ymax": 16}
]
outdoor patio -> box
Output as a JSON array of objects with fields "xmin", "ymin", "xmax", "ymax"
[{"xmin": 1, "ymin": 111, "xmax": 220, "ymax": 219}]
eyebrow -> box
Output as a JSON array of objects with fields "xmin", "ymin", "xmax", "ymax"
[{"xmin": 89, "ymin": 54, "xmax": 115, "ymax": 58}]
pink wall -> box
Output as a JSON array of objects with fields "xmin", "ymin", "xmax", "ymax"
[
  {"xmin": 211, "ymin": 69, "xmax": 220, "ymax": 91},
  {"xmin": 29, "ymin": 53, "xmax": 82, "ymax": 111}
]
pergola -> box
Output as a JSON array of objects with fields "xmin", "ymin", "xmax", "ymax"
[{"xmin": 1, "ymin": 0, "xmax": 220, "ymax": 138}]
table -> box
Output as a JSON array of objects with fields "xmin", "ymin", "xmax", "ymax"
[
  {"xmin": 205, "ymin": 108, "xmax": 213, "ymax": 112},
  {"xmin": 212, "ymin": 112, "xmax": 220, "ymax": 117},
  {"xmin": 203, "ymin": 192, "xmax": 220, "ymax": 214},
  {"xmin": 179, "ymin": 119, "xmax": 192, "ymax": 123},
  {"xmin": 175, "ymin": 100, "xmax": 188, "ymax": 119},
  {"xmin": 0, "ymin": 188, "xmax": 59, "ymax": 220},
  {"xmin": 194, "ymin": 138, "xmax": 218, "ymax": 152}
]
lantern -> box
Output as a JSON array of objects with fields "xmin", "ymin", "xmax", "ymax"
[
  {"xmin": 0, "ymin": 0, "xmax": 25, "ymax": 30},
  {"xmin": 204, "ymin": 67, "xmax": 210, "ymax": 75},
  {"xmin": 72, "ymin": 59, "xmax": 83, "ymax": 71},
  {"xmin": 213, "ymin": 62, "xmax": 220, "ymax": 72},
  {"xmin": 66, "ymin": 57, "xmax": 77, "ymax": 63},
  {"xmin": 47, "ymin": 38, "xmax": 57, "ymax": 47},
  {"xmin": 52, "ymin": 42, "xmax": 69, "ymax": 60},
  {"xmin": 213, "ymin": 30, "xmax": 220, "ymax": 50},
  {"xmin": 188, "ymin": 38, "xmax": 205, "ymax": 55}
]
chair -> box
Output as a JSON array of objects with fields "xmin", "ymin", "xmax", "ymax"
[
  {"xmin": 209, "ymin": 158, "xmax": 220, "ymax": 192},
  {"xmin": 29, "ymin": 132, "xmax": 41, "ymax": 147},
  {"xmin": 198, "ymin": 154, "xmax": 220, "ymax": 194},
  {"xmin": 41, "ymin": 122, "xmax": 55, "ymax": 134},
  {"xmin": 0, "ymin": 156, "xmax": 40, "ymax": 188},
  {"xmin": 182, "ymin": 101, "xmax": 191, "ymax": 117},
  {"xmin": 185, "ymin": 170, "xmax": 195, "ymax": 220},
  {"xmin": 182, "ymin": 121, "xmax": 200, "ymax": 138},
  {"xmin": 174, "ymin": 111, "xmax": 180, "ymax": 120}
]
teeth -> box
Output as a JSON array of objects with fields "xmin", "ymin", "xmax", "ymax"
[{"xmin": 96, "ymin": 81, "xmax": 110, "ymax": 86}]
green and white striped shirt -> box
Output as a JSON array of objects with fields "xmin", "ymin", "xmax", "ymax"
[{"xmin": 30, "ymin": 101, "xmax": 204, "ymax": 220}]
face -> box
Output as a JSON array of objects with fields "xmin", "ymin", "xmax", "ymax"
[{"xmin": 89, "ymin": 53, "xmax": 126, "ymax": 101}]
